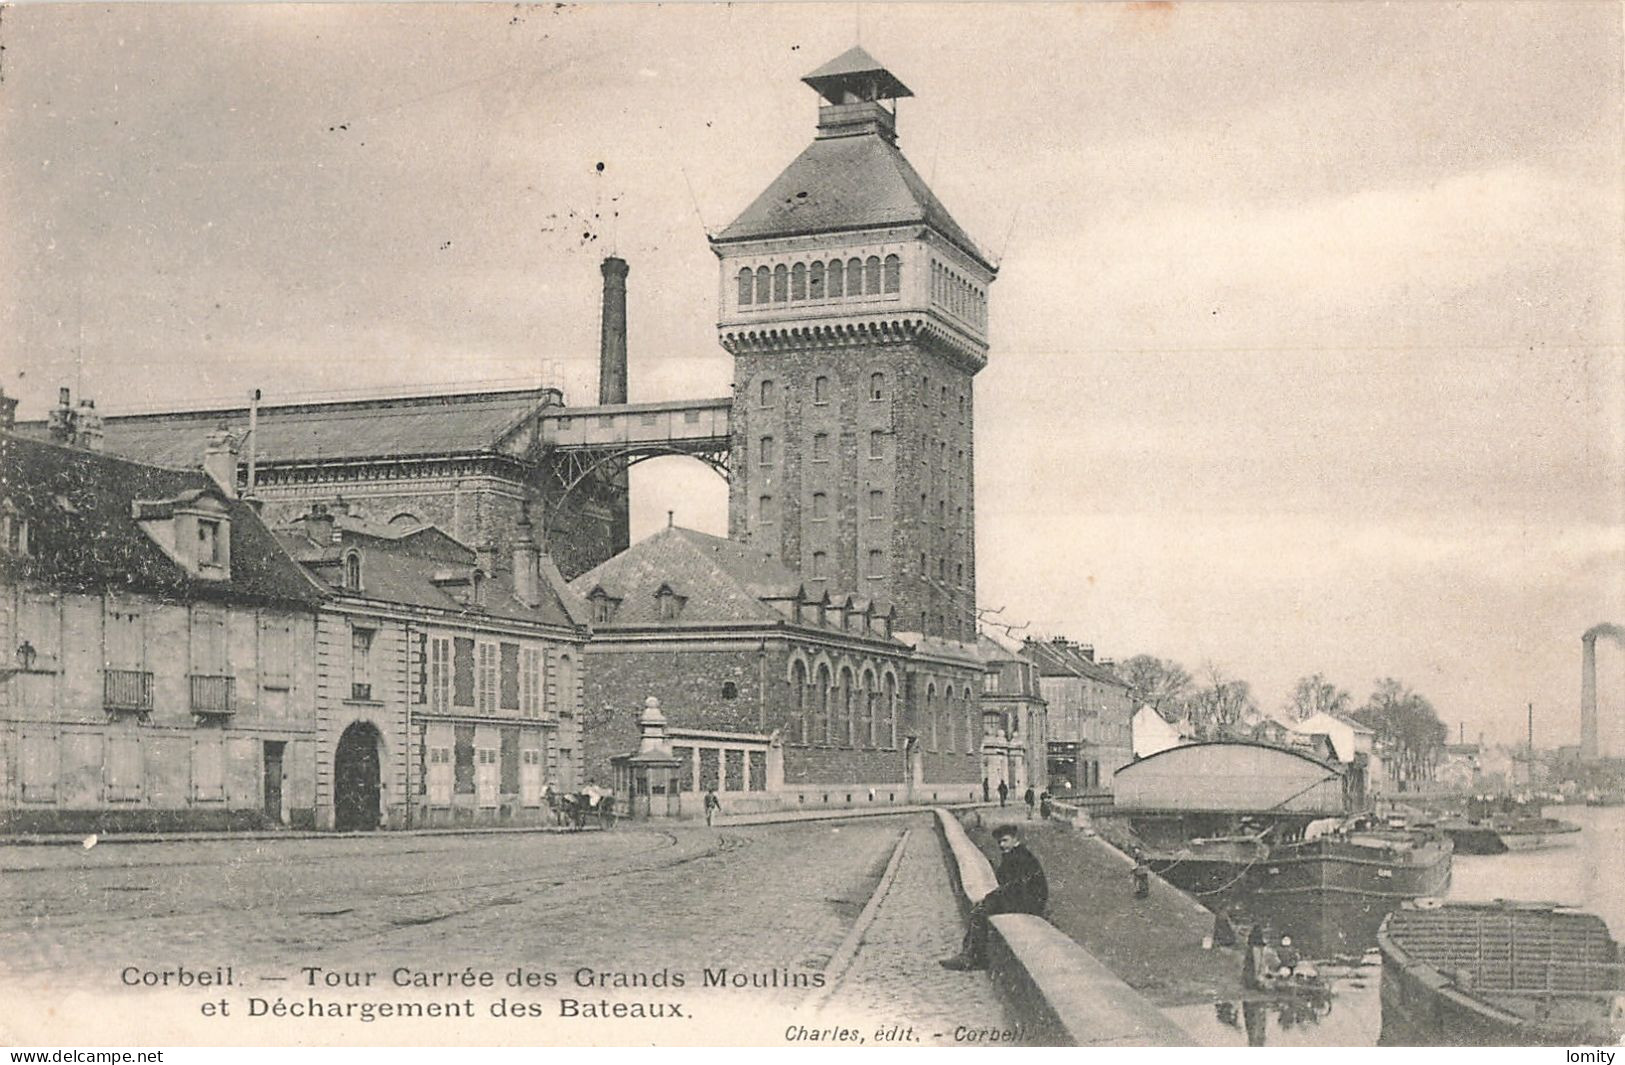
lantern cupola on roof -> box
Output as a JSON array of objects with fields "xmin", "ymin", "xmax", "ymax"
[{"xmin": 802, "ymin": 45, "xmax": 913, "ymax": 145}]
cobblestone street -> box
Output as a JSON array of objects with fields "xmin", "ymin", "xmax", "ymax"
[
  {"xmin": 813, "ymin": 823, "xmax": 1017, "ymax": 1046},
  {"xmin": 0, "ymin": 814, "xmax": 1009, "ymax": 1044}
]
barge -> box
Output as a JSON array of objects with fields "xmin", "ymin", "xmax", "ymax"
[{"xmin": 1378, "ymin": 900, "xmax": 1623, "ymax": 1046}]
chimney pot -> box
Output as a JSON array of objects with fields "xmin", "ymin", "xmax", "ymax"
[{"xmin": 202, "ymin": 425, "xmax": 239, "ymax": 498}]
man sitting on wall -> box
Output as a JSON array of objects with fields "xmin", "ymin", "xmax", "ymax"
[{"xmin": 939, "ymin": 824, "xmax": 1049, "ymax": 972}]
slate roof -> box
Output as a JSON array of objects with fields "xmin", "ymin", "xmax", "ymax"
[
  {"xmin": 15, "ymin": 388, "xmax": 553, "ymax": 469},
  {"xmin": 276, "ymin": 520, "xmax": 580, "ymax": 629},
  {"xmin": 1022, "ymin": 637, "xmax": 1130, "ymax": 689},
  {"xmin": 569, "ymin": 526, "xmax": 803, "ymax": 627},
  {"xmin": 713, "ymin": 127, "xmax": 993, "ymax": 272},
  {"xmin": 0, "ymin": 432, "xmax": 320, "ymax": 607}
]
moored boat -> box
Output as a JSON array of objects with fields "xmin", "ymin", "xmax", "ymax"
[
  {"xmin": 1378, "ymin": 900, "xmax": 1623, "ymax": 1046},
  {"xmin": 1246, "ymin": 823, "xmax": 1454, "ymax": 956},
  {"xmin": 1437, "ymin": 815, "xmax": 1582, "ymax": 854}
]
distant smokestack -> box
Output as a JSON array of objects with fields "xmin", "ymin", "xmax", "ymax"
[
  {"xmin": 599, "ymin": 257, "xmax": 629, "ymax": 405},
  {"xmin": 203, "ymin": 425, "xmax": 239, "ymax": 498}
]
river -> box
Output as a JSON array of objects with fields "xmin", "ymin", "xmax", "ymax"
[{"xmin": 1163, "ymin": 804, "xmax": 1625, "ymax": 1046}]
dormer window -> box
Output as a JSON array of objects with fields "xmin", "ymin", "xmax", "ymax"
[
  {"xmin": 654, "ymin": 584, "xmax": 687, "ymax": 621},
  {"xmin": 586, "ymin": 587, "xmax": 621, "ymax": 625},
  {"xmin": 343, "ymin": 550, "xmax": 363, "ymax": 593},
  {"xmin": 197, "ymin": 519, "xmax": 223, "ymax": 567}
]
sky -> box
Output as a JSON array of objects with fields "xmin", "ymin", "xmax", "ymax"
[{"xmin": 2, "ymin": 2, "xmax": 1621, "ymax": 751}]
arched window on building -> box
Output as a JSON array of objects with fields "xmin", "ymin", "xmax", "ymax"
[
  {"xmin": 759, "ymin": 494, "xmax": 774, "ymax": 526},
  {"xmin": 793, "ymin": 660, "xmax": 809, "ymax": 743},
  {"xmin": 885, "ymin": 673, "xmax": 898, "ymax": 748},
  {"xmin": 756, "ymin": 266, "xmax": 771, "ymax": 302},
  {"xmin": 811, "ymin": 551, "xmax": 827, "ymax": 580},
  {"xmin": 813, "ymin": 375, "xmax": 829, "ymax": 404},
  {"xmin": 828, "ymin": 259, "xmax": 844, "ymax": 298},
  {"xmin": 945, "ymin": 687, "xmax": 957, "ymax": 755},
  {"xmin": 737, "ymin": 267, "xmax": 754, "ymax": 306},
  {"xmin": 847, "ymin": 257, "xmax": 863, "ymax": 292},
  {"xmin": 869, "ymin": 372, "xmax": 885, "ymax": 401},
  {"xmin": 343, "ymin": 551, "xmax": 362, "ymax": 593},
  {"xmin": 760, "ymin": 378, "xmax": 775, "ymax": 406},
  {"xmin": 865, "ymin": 255, "xmax": 882, "ymax": 294},
  {"xmin": 817, "ymin": 664, "xmax": 832, "ymax": 743},
  {"xmin": 840, "ymin": 667, "xmax": 854, "ymax": 746},
  {"xmin": 861, "ymin": 669, "xmax": 877, "ymax": 747},
  {"xmin": 772, "ymin": 264, "xmax": 788, "ymax": 302},
  {"xmin": 809, "ymin": 260, "xmax": 824, "ymax": 300},
  {"xmin": 759, "ymin": 436, "xmax": 774, "ymax": 466},
  {"xmin": 926, "ymin": 683, "xmax": 938, "ymax": 751},
  {"xmin": 965, "ymin": 688, "xmax": 976, "ymax": 754},
  {"xmin": 791, "ymin": 262, "xmax": 807, "ymax": 300},
  {"xmin": 883, "ymin": 254, "xmax": 901, "ymax": 293}
]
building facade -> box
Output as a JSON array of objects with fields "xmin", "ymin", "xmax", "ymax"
[
  {"xmin": 572, "ymin": 525, "xmax": 982, "ymax": 814},
  {"xmin": 977, "ymin": 634, "xmax": 1048, "ymax": 795},
  {"xmin": 1025, "ymin": 636, "xmax": 1135, "ymax": 794},
  {"xmin": 1, "ymin": 430, "xmax": 322, "ymax": 833},
  {"xmin": 276, "ymin": 504, "xmax": 588, "ymax": 829}
]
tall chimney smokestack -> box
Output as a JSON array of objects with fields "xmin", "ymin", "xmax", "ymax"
[
  {"xmin": 597, "ymin": 256, "xmax": 631, "ymax": 555},
  {"xmin": 1582, "ymin": 633, "xmax": 1599, "ymax": 763},
  {"xmin": 599, "ymin": 257, "xmax": 629, "ymax": 405}
]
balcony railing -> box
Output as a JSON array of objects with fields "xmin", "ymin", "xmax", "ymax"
[
  {"xmin": 104, "ymin": 669, "xmax": 154, "ymax": 713},
  {"xmin": 189, "ymin": 673, "xmax": 235, "ymax": 715}
]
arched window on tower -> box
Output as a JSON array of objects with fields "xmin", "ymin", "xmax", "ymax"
[
  {"xmin": 883, "ymin": 254, "xmax": 901, "ymax": 293},
  {"xmin": 791, "ymin": 262, "xmax": 807, "ymax": 300},
  {"xmin": 869, "ymin": 372, "xmax": 886, "ymax": 401},
  {"xmin": 760, "ymin": 378, "xmax": 775, "ymax": 406},
  {"xmin": 809, "ymin": 261, "xmax": 824, "ymax": 300},
  {"xmin": 756, "ymin": 266, "xmax": 771, "ymax": 303},
  {"xmin": 847, "ymin": 257, "xmax": 863, "ymax": 293},
  {"xmin": 737, "ymin": 267, "xmax": 754, "ymax": 306},
  {"xmin": 772, "ymin": 264, "xmax": 788, "ymax": 302},
  {"xmin": 865, "ymin": 256, "xmax": 882, "ymax": 295},
  {"xmin": 828, "ymin": 259, "xmax": 844, "ymax": 298},
  {"xmin": 759, "ymin": 436, "xmax": 774, "ymax": 466}
]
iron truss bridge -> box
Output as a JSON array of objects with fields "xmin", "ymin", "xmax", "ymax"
[{"xmin": 540, "ymin": 397, "xmax": 732, "ymax": 498}]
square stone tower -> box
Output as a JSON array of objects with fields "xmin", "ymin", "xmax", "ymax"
[{"xmin": 711, "ymin": 46, "xmax": 996, "ymax": 643}]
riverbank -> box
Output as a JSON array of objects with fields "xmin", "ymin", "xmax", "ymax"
[{"xmin": 958, "ymin": 810, "xmax": 1239, "ymax": 1008}]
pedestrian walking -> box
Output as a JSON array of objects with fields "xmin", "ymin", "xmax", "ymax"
[
  {"xmin": 1039, "ymin": 789, "xmax": 1053, "ymax": 820},
  {"xmin": 703, "ymin": 789, "xmax": 720, "ymax": 826},
  {"xmin": 939, "ymin": 824, "xmax": 1048, "ymax": 971},
  {"xmin": 1132, "ymin": 855, "xmax": 1151, "ymax": 899},
  {"xmin": 1023, "ymin": 785, "xmax": 1036, "ymax": 820},
  {"xmin": 997, "ymin": 780, "xmax": 1009, "ymax": 807}
]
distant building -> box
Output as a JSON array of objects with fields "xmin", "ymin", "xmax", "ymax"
[
  {"xmin": 1023, "ymin": 636, "xmax": 1134, "ymax": 793},
  {"xmin": 1, "ymin": 429, "xmax": 321, "ymax": 833},
  {"xmin": 976, "ymin": 633, "xmax": 1048, "ymax": 795},
  {"xmin": 1131, "ymin": 705, "xmax": 1186, "ymax": 760},
  {"xmin": 275, "ymin": 503, "xmax": 587, "ymax": 829}
]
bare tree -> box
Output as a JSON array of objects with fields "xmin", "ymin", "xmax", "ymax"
[
  {"xmin": 1285, "ymin": 673, "xmax": 1353, "ymax": 721},
  {"xmin": 1119, "ymin": 655, "xmax": 1193, "ymax": 716},
  {"xmin": 1187, "ymin": 661, "xmax": 1257, "ymax": 737},
  {"xmin": 1352, "ymin": 678, "xmax": 1448, "ymax": 789}
]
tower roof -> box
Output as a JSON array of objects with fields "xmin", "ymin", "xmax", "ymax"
[
  {"xmin": 801, "ymin": 45, "xmax": 914, "ymax": 104},
  {"xmin": 712, "ymin": 132, "xmax": 993, "ymax": 272}
]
